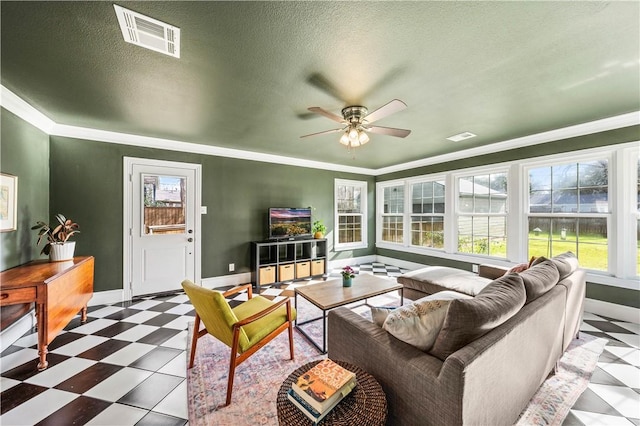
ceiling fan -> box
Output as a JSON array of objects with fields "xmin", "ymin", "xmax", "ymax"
[{"xmin": 300, "ymin": 99, "xmax": 411, "ymax": 149}]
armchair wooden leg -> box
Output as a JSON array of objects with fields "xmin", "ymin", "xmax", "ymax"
[
  {"xmin": 189, "ymin": 314, "xmax": 201, "ymax": 369},
  {"xmin": 288, "ymin": 322, "xmax": 295, "ymax": 360},
  {"xmin": 226, "ymin": 327, "xmax": 242, "ymax": 406}
]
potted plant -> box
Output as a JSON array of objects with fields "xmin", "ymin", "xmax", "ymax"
[
  {"xmin": 341, "ymin": 265, "xmax": 356, "ymax": 287},
  {"xmin": 31, "ymin": 214, "xmax": 80, "ymax": 262},
  {"xmin": 312, "ymin": 220, "xmax": 327, "ymax": 239}
]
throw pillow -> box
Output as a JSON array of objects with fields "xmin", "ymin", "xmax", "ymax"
[
  {"xmin": 382, "ymin": 298, "xmax": 452, "ymax": 351},
  {"xmin": 550, "ymin": 252, "xmax": 579, "ymax": 281},
  {"xmin": 519, "ymin": 259, "xmax": 560, "ymax": 303},
  {"xmin": 430, "ymin": 273, "xmax": 526, "ymax": 361},
  {"xmin": 370, "ymin": 306, "xmax": 396, "ymax": 327},
  {"xmin": 506, "ymin": 263, "xmax": 529, "ymax": 274}
]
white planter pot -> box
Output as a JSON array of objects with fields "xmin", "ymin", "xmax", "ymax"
[{"xmin": 49, "ymin": 241, "xmax": 76, "ymax": 262}]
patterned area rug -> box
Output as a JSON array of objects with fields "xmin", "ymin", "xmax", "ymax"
[
  {"xmin": 516, "ymin": 332, "xmax": 607, "ymax": 425},
  {"xmin": 186, "ymin": 299, "xmax": 606, "ymax": 426}
]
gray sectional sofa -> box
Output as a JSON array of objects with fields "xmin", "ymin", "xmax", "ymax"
[{"xmin": 327, "ymin": 252, "xmax": 585, "ymax": 425}]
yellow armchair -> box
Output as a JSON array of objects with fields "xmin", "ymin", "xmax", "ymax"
[{"xmin": 181, "ymin": 280, "xmax": 296, "ymax": 406}]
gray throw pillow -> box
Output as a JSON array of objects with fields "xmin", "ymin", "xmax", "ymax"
[
  {"xmin": 550, "ymin": 252, "xmax": 579, "ymax": 281},
  {"xmin": 430, "ymin": 273, "xmax": 526, "ymax": 361},
  {"xmin": 519, "ymin": 260, "xmax": 560, "ymax": 303}
]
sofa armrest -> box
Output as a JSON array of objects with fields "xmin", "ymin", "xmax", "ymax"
[
  {"xmin": 478, "ymin": 264, "xmax": 508, "ymax": 280},
  {"xmin": 328, "ymin": 307, "xmax": 463, "ymax": 425}
]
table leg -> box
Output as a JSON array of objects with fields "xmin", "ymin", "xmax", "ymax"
[
  {"xmin": 36, "ymin": 302, "xmax": 48, "ymax": 370},
  {"xmin": 81, "ymin": 305, "xmax": 88, "ymax": 323},
  {"xmin": 322, "ymin": 309, "xmax": 327, "ymax": 354}
]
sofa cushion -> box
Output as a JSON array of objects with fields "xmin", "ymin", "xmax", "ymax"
[
  {"xmin": 550, "ymin": 252, "xmax": 579, "ymax": 281},
  {"xmin": 430, "ymin": 273, "xmax": 526, "ymax": 360},
  {"xmin": 398, "ymin": 266, "xmax": 492, "ymax": 297},
  {"xmin": 382, "ymin": 298, "xmax": 452, "ymax": 351},
  {"xmin": 519, "ymin": 260, "xmax": 560, "ymax": 303}
]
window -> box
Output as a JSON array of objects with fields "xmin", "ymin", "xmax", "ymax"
[
  {"xmin": 527, "ymin": 160, "xmax": 609, "ymax": 271},
  {"xmin": 411, "ymin": 180, "xmax": 445, "ymax": 249},
  {"xmin": 335, "ymin": 179, "xmax": 367, "ymax": 250},
  {"xmin": 381, "ymin": 185, "xmax": 404, "ymax": 243},
  {"xmin": 457, "ymin": 172, "xmax": 508, "ymax": 257}
]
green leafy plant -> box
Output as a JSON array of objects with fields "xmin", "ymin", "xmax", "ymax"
[
  {"xmin": 312, "ymin": 220, "xmax": 327, "ymax": 235},
  {"xmin": 31, "ymin": 214, "xmax": 80, "ymax": 255}
]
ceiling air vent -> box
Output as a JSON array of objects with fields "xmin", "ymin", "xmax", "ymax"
[
  {"xmin": 446, "ymin": 132, "xmax": 477, "ymax": 142},
  {"xmin": 114, "ymin": 5, "xmax": 180, "ymax": 58}
]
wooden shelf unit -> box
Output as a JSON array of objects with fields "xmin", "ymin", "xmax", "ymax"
[{"xmin": 251, "ymin": 238, "xmax": 327, "ymax": 291}]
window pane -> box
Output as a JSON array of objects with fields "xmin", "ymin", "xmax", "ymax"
[
  {"xmin": 459, "ymin": 177, "xmax": 474, "ymax": 213},
  {"xmin": 528, "ymin": 216, "xmax": 607, "ymax": 271},
  {"xmin": 411, "ymin": 216, "xmax": 444, "ymax": 248},
  {"xmin": 337, "ymin": 185, "xmax": 361, "ymax": 213},
  {"xmin": 552, "ymin": 189, "xmax": 578, "ymax": 213},
  {"xmin": 579, "ymin": 160, "xmax": 608, "ymax": 187},
  {"xmin": 382, "ymin": 216, "xmax": 403, "ymax": 243},
  {"xmin": 530, "ymin": 167, "xmax": 551, "ymax": 191},
  {"xmin": 338, "ymin": 215, "xmax": 362, "ymax": 244},
  {"xmin": 458, "ymin": 216, "xmax": 473, "ymax": 254},
  {"xmin": 384, "ymin": 186, "xmax": 404, "ymax": 214},
  {"xmin": 578, "ymin": 187, "xmax": 608, "ymax": 213},
  {"xmin": 552, "ymin": 164, "xmax": 577, "ymax": 190},
  {"xmin": 530, "ymin": 190, "xmax": 552, "ymax": 213},
  {"xmin": 143, "ymin": 175, "xmax": 186, "ymax": 235}
]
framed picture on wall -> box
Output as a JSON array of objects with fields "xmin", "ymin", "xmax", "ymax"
[{"xmin": 1, "ymin": 173, "xmax": 18, "ymax": 232}]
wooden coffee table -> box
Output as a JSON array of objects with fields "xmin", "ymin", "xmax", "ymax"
[{"xmin": 295, "ymin": 274, "xmax": 403, "ymax": 353}]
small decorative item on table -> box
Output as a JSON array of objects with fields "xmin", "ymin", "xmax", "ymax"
[
  {"xmin": 341, "ymin": 266, "xmax": 355, "ymax": 287},
  {"xmin": 277, "ymin": 359, "xmax": 387, "ymax": 426}
]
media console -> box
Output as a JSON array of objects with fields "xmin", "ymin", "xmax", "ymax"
[{"xmin": 251, "ymin": 238, "xmax": 327, "ymax": 291}]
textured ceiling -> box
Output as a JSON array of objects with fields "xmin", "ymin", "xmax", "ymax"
[{"xmin": 1, "ymin": 1, "xmax": 639, "ymax": 169}]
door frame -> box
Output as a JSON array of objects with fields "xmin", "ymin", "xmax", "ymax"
[{"xmin": 123, "ymin": 157, "xmax": 202, "ymax": 301}]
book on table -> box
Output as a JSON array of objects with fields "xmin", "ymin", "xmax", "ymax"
[
  {"xmin": 287, "ymin": 388, "xmax": 352, "ymax": 425},
  {"xmin": 291, "ymin": 359, "xmax": 357, "ymax": 414}
]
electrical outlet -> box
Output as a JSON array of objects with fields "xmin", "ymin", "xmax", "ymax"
[
  {"xmin": 472, "ymin": 264, "xmax": 479, "ymax": 273},
  {"xmin": 229, "ymin": 263, "xmax": 235, "ymax": 272}
]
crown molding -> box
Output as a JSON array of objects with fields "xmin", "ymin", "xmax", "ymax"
[
  {"xmin": 2, "ymin": 84, "xmax": 637, "ymax": 177},
  {"xmin": 375, "ymin": 111, "xmax": 640, "ymax": 175},
  {"xmin": 1, "ymin": 86, "xmax": 55, "ymax": 134}
]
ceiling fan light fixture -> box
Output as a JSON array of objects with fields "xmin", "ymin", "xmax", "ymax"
[
  {"xmin": 339, "ymin": 133, "xmax": 350, "ymax": 146},
  {"xmin": 348, "ymin": 127, "xmax": 359, "ymax": 142},
  {"xmin": 358, "ymin": 131, "xmax": 370, "ymax": 145}
]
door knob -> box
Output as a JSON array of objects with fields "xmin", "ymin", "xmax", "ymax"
[{"xmin": 188, "ymin": 238, "xmax": 193, "ymax": 242}]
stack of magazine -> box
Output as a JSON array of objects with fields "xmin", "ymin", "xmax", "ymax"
[{"xmin": 287, "ymin": 359, "xmax": 357, "ymax": 424}]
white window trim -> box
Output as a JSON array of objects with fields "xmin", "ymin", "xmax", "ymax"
[
  {"xmin": 374, "ymin": 141, "xmax": 639, "ymax": 289},
  {"xmin": 452, "ymin": 165, "xmax": 511, "ymax": 260},
  {"xmin": 334, "ymin": 178, "xmax": 368, "ymax": 251}
]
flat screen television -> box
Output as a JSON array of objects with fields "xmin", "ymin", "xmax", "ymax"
[{"xmin": 268, "ymin": 207, "xmax": 312, "ymax": 240}]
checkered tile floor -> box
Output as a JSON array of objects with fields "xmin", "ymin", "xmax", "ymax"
[{"xmin": 0, "ymin": 263, "xmax": 638, "ymax": 425}]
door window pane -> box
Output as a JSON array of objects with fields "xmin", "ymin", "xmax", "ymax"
[{"xmin": 143, "ymin": 175, "xmax": 186, "ymax": 235}]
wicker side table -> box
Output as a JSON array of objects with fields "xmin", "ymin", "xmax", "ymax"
[{"xmin": 277, "ymin": 359, "xmax": 387, "ymax": 426}]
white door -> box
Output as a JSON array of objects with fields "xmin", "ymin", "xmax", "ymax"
[{"xmin": 124, "ymin": 158, "xmax": 201, "ymax": 298}]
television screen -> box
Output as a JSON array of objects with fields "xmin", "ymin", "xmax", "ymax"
[{"xmin": 269, "ymin": 208, "xmax": 312, "ymax": 239}]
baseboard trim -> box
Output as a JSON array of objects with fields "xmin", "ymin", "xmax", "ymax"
[
  {"xmin": 0, "ymin": 310, "xmax": 36, "ymax": 352},
  {"xmin": 584, "ymin": 298, "xmax": 640, "ymax": 324},
  {"xmin": 329, "ymin": 255, "xmax": 378, "ymax": 271},
  {"xmin": 89, "ymin": 289, "xmax": 125, "ymax": 306},
  {"xmin": 375, "ymin": 255, "xmax": 428, "ymax": 271},
  {"xmin": 202, "ymin": 272, "xmax": 253, "ymax": 289}
]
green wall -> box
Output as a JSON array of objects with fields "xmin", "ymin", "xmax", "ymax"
[
  {"xmin": 377, "ymin": 125, "xmax": 640, "ymax": 308},
  {"xmin": 0, "ymin": 108, "xmax": 49, "ymax": 270},
  {"xmin": 49, "ymin": 136, "xmax": 375, "ymax": 292}
]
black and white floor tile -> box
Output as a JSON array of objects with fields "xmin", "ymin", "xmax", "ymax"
[{"xmin": 0, "ymin": 263, "xmax": 638, "ymax": 425}]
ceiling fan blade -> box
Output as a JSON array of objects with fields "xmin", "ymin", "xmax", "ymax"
[
  {"xmin": 367, "ymin": 126, "xmax": 411, "ymax": 138},
  {"xmin": 300, "ymin": 128, "xmax": 344, "ymax": 138},
  {"xmin": 363, "ymin": 99, "xmax": 407, "ymax": 124},
  {"xmin": 307, "ymin": 107, "xmax": 345, "ymax": 123}
]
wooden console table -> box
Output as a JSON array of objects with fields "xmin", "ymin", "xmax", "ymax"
[{"xmin": 0, "ymin": 256, "xmax": 94, "ymax": 370}]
